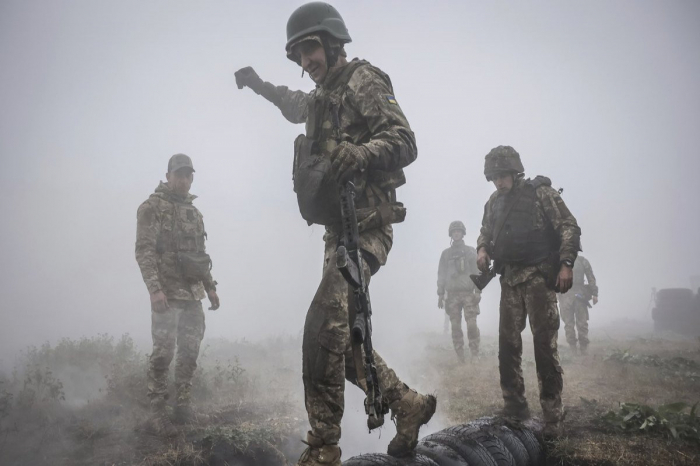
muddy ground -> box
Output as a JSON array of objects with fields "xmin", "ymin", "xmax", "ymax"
[{"xmin": 0, "ymin": 328, "xmax": 699, "ymax": 465}]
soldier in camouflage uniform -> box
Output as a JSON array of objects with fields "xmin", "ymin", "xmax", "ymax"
[
  {"xmin": 476, "ymin": 146, "xmax": 581, "ymax": 438},
  {"xmin": 235, "ymin": 3, "xmax": 435, "ymax": 464},
  {"xmin": 558, "ymin": 255, "xmax": 598, "ymax": 355},
  {"xmin": 437, "ymin": 221, "xmax": 482, "ymax": 362},
  {"xmin": 135, "ymin": 154, "xmax": 220, "ymax": 437}
]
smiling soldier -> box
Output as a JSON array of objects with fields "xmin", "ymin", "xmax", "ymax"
[{"xmin": 235, "ymin": 2, "xmax": 435, "ymax": 464}]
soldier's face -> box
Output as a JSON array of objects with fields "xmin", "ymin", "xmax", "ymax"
[
  {"xmin": 492, "ymin": 173, "xmax": 514, "ymax": 194},
  {"xmin": 166, "ymin": 168, "xmax": 194, "ymax": 195},
  {"xmin": 294, "ymin": 40, "xmax": 328, "ymax": 83},
  {"xmin": 451, "ymin": 231, "xmax": 464, "ymax": 242}
]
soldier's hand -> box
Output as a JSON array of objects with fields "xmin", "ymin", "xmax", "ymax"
[
  {"xmin": 150, "ymin": 290, "xmax": 169, "ymax": 313},
  {"xmin": 438, "ymin": 296, "xmax": 444, "ymax": 309},
  {"xmin": 556, "ymin": 264, "xmax": 574, "ymax": 293},
  {"xmin": 592, "ymin": 296, "xmax": 598, "ymax": 305},
  {"xmin": 477, "ymin": 247, "xmax": 491, "ymax": 273},
  {"xmin": 207, "ymin": 290, "xmax": 220, "ymax": 311},
  {"xmin": 330, "ymin": 142, "xmax": 369, "ymax": 183},
  {"xmin": 234, "ymin": 66, "xmax": 263, "ymax": 91}
]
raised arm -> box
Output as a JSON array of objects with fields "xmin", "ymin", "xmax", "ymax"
[{"xmin": 235, "ymin": 66, "xmax": 309, "ymax": 124}]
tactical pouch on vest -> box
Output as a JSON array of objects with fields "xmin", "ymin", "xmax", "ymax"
[
  {"xmin": 292, "ymin": 134, "xmax": 342, "ymax": 226},
  {"xmin": 177, "ymin": 251, "xmax": 212, "ymax": 283},
  {"xmin": 355, "ymin": 202, "xmax": 407, "ymax": 233}
]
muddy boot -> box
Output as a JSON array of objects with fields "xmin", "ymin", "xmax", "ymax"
[
  {"xmin": 387, "ymin": 389, "xmax": 437, "ymax": 457},
  {"xmin": 148, "ymin": 400, "xmax": 177, "ymax": 437},
  {"xmin": 500, "ymin": 403, "xmax": 531, "ymax": 421},
  {"xmin": 295, "ymin": 431, "xmax": 341, "ymax": 466}
]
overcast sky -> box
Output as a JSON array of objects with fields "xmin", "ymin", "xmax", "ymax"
[{"xmin": 1, "ymin": 0, "xmax": 699, "ymax": 358}]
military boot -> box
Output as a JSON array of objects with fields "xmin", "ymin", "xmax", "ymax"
[
  {"xmin": 295, "ymin": 431, "xmax": 341, "ymax": 466},
  {"xmin": 148, "ymin": 400, "xmax": 177, "ymax": 437},
  {"xmin": 569, "ymin": 343, "xmax": 578, "ymax": 355},
  {"xmin": 174, "ymin": 403, "xmax": 211, "ymax": 425},
  {"xmin": 579, "ymin": 345, "xmax": 588, "ymax": 356},
  {"xmin": 387, "ymin": 389, "xmax": 437, "ymax": 457}
]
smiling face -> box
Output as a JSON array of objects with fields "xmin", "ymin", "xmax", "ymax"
[{"xmin": 292, "ymin": 39, "xmax": 328, "ymax": 84}]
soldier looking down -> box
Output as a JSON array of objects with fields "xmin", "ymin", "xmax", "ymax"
[
  {"xmin": 235, "ymin": 2, "xmax": 435, "ymax": 464},
  {"xmin": 135, "ymin": 154, "xmax": 220, "ymax": 437},
  {"xmin": 476, "ymin": 145, "xmax": 581, "ymax": 438},
  {"xmin": 437, "ymin": 221, "xmax": 482, "ymax": 362},
  {"xmin": 558, "ymin": 255, "xmax": 598, "ymax": 355}
]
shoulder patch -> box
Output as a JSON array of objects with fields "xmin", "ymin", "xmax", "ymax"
[{"xmin": 384, "ymin": 94, "xmax": 397, "ymax": 104}]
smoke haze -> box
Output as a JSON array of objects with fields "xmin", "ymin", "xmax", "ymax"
[{"xmin": 1, "ymin": 0, "xmax": 699, "ymax": 364}]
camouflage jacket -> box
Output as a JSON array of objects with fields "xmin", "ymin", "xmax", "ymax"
[
  {"xmin": 135, "ymin": 182, "xmax": 215, "ymax": 301},
  {"xmin": 437, "ymin": 240, "xmax": 480, "ymax": 296},
  {"xmin": 477, "ymin": 176, "xmax": 581, "ymax": 287},
  {"xmin": 569, "ymin": 255, "xmax": 598, "ymax": 296},
  {"xmin": 261, "ymin": 59, "xmax": 417, "ymax": 267}
]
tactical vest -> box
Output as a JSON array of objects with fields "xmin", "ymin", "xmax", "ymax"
[
  {"xmin": 445, "ymin": 243, "xmax": 478, "ymax": 291},
  {"xmin": 293, "ymin": 60, "xmax": 407, "ymax": 226},
  {"xmin": 573, "ymin": 261, "xmax": 586, "ymax": 287},
  {"xmin": 156, "ymin": 199, "xmax": 211, "ymax": 283},
  {"xmin": 491, "ymin": 177, "xmax": 559, "ymax": 266}
]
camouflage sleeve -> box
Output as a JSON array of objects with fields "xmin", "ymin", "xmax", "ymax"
[
  {"xmin": 537, "ymin": 186, "xmax": 581, "ymax": 264},
  {"xmin": 476, "ymin": 194, "xmax": 496, "ymax": 253},
  {"xmin": 135, "ymin": 199, "xmax": 162, "ymax": 294},
  {"xmin": 583, "ymin": 257, "xmax": 598, "ymax": 296},
  {"xmin": 348, "ymin": 66, "xmax": 417, "ymax": 171},
  {"xmin": 256, "ymin": 82, "xmax": 310, "ymax": 124},
  {"xmin": 437, "ymin": 250, "xmax": 447, "ymax": 296},
  {"xmin": 198, "ymin": 212, "xmax": 217, "ymax": 293}
]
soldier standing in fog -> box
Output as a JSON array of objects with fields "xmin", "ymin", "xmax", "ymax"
[
  {"xmin": 476, "ymin": 145, "xmax": 581, "ymax": 438},
  {"xmin": 135, "ymin": 154, "xmax": 220, "ymax": 437},
  {"xmin": 438, "ymin": 221, "xmax": 482, "ymax": 362},
  {"xmin": 559, "ymin": 254, "xmax": 598, "ymax": 354}
]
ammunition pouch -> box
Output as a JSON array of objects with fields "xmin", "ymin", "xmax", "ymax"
[
  {"xmin": 356, "ymin": 202, "xmax": 406, "ymax": 233},
  {"xmin": 177, "ymin": 251, "xmax": 212, "ymax": 283},
  {"xmin": 293, "ymin": 134, "xmax": 342, "ymax": 226}
]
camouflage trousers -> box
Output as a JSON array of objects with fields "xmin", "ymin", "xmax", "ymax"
[
  {"xmin": 499, "ymin": 274, "xmax": 564, "ymax": 424},
  {"xmin": 559, "ymin": 292, "xmax": 589, "ymax": 348},
  {"xmin": 148, "ymin": 299, "xmax": 205, "ymax": 406},
  {"xmin": 302, "ymin": 242, "xmax": 409, "ymax": 445},
  {"xmin": 445, "ymin": 291, "xmax": 481, "ymax": 357}
]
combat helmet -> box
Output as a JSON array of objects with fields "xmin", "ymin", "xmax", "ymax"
[
  {"xmin": 484, "ymin": 145, "xmax": 525, "ymax": 181},
  {"xmin": 286, "ymin": 2, "xmax": 351, "ymax": 66},
  {"xmin": 448, "ymin": 221, "xmax": 466, "ymax": 236}
]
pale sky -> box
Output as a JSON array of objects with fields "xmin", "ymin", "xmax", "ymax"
[{"xmin": 1, "ymin": 0, "xmax": 699, "ymax": 358}]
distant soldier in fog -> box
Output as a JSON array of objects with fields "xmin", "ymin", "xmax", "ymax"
[
  {"xmin": 558, "ymin": 255, "xmax": 598, "ymax": 355},
  {"xmin": 234, "ymin": 3, "xmax": 435, "ymax": 464},
  {"xmin": 437, "ymin": 221, "xmax": 482, "ymax": 362},
  {"xmin": 476, "ymin": 146, "xmax": 581, "ymax": 438},
  {"xmin": 135, "ymin": 154, "xmax": 220, "ymax": 437}
]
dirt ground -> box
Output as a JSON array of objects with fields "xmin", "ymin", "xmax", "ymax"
[
  {"xmin": 1, "ymin": 328, "xmax": 699, "ymax": 465},
  {"xmin": 420, "ymin": 329, "xmax": 700, "ymax": 466}
]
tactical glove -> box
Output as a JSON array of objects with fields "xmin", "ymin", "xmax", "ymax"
[
  {"xmin": 234, "ymin": 66, "xmax": 264, "ymax": 92},
  {"xmin": 331, "ymin": 142, "xmax": 369, "ymax": 183}
]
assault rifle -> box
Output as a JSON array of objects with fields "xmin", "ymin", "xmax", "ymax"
[{"xmin": 336, "ymin": 181, "xmax": 388, "ymax": 431}]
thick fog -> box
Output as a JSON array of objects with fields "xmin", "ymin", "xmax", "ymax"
[{"xmin": 1, "ymin": 0, "xmax": 699, "ymax": 359}]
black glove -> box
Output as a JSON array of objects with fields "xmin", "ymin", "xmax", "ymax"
[{"xmin": 235, "ymin": 66, "xmax": 263, "ymax": 91}]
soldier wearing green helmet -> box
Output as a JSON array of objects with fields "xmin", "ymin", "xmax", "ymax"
[
  {"xmin": 235, "ymin": 3, "xmax": 434, "ymax": 464},
  {"xmin": 476, "ymin": 145, "xmax": 581, "ymax": 438},
  {"xmin": 437, "ymin": 221, "xmax": 482, "ymax": 363}
]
